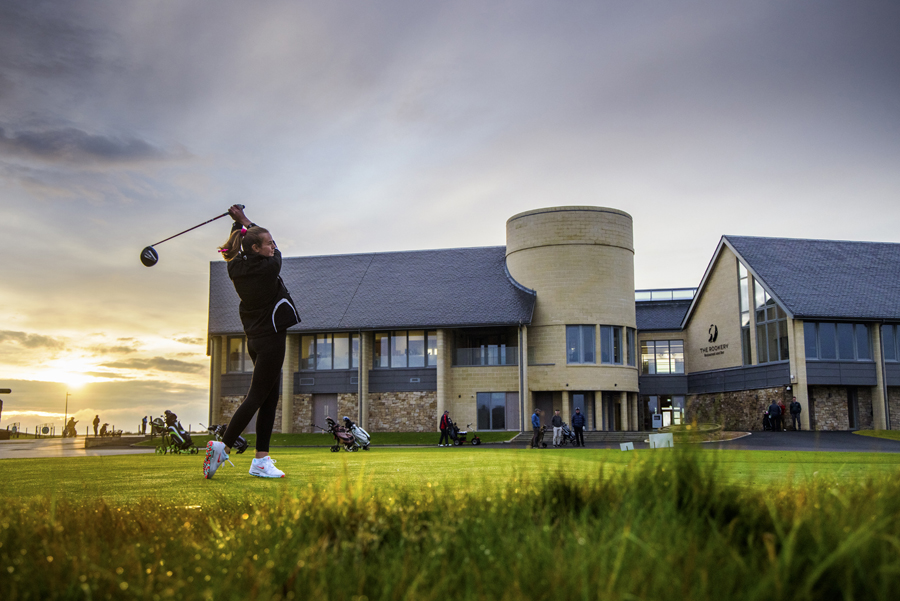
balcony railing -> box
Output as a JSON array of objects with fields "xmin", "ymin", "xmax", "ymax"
[{"xmin": 454, "ymin": 347, "xmax": 518, "ymax": 367}]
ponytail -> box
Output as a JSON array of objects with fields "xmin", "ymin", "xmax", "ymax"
[{"xmin": 218, "ymin": 226, "xmax": 270, "ymax": 261}]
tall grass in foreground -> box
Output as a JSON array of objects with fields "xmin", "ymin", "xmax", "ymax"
[{"xmin": 2, "ymin": 449, "xmax": 899, "ymax": 600}]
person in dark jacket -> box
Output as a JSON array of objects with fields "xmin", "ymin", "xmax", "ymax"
[
  {"xmin": 204, "ymin": 205, "xmax": 300, "ymax": 480},
  {"xmin": 767, "ymin": 401, "xmax": 782, "ymax": 432},
  {"xmin": 92, "ymin": 415, "xmax": 100, "ymax": 437},
  {"xmin": 789, "ymin": 397, "xmax": 802, "ymax": 431},
  {"xmin": 551, "ymin": 409, "xmax": 563, "ymax": 447},
  {"xmin": 439, "ymin": 411, "xmax": 451, "ymax": 447},
  {"xmin": 571, "ymin": 407, "xmax": 586, "ymax": 447},
  {"xmin": 531, "ymin": 409, "xmax": 542, "ymax": 449}
]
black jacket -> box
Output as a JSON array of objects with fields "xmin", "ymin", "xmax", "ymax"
[
  {"xmin": 768, "ymin": 403, "xmax": 781, "ymax": 416},
  {"xmin": 571, "ymin": 413, "xmax": 586, "ymax": 428},
  {"xmin": 551, "ymin": 415, "xmax": 563, "ymax": 427},
  {"xmin": 227, "ymin": 224, "xmax": 300, "ymax": 338}
]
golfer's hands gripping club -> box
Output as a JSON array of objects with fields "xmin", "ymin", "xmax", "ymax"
[{"xmin": 229, "ymin": 204, "xmax": 251, "ymax": 227}]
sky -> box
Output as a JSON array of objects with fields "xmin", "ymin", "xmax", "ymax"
[{"xmin": 1, "ymin": 0, "xmax": 899, "ymax": 433}]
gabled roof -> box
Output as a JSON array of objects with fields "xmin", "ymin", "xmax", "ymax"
[
  {"xmin": 682, "ymin": 235, "xmax": 900, "ymax": 326},
  {"xmin": 636, "ymin": 300, "xmax": 692, "ymax": 331},
  {"xmin": 725, "ymin": 236, "xmax": 900, "ymax": 320},
  {"xmin": 208, "ymin": 246, "xmax": 536, "ymax": 335}
]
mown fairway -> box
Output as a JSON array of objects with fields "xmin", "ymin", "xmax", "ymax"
[{"xmin": 2, "ymin": 447, "xmax": 900, "ymax": 600}]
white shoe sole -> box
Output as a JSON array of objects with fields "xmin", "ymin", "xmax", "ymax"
[{"xmin": 249, "ymin": 470, "xmax": 285, "ymax": 478}]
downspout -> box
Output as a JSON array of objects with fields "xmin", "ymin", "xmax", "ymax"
[
  {"xmin": 519, "ymin": 321, "xmax": 525, "ymax": 432},
  {"xmin": 880, "ymin": 321, "xmax": 892, "ymax": 430},
  {"xmin": 358, "ymin": 329, "xmax": 363, "ymax": 423}
]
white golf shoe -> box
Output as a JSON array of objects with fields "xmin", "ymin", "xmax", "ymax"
[
  {"xmin": 203, "ymin": 441, "xmax": 231, "ymax": 479},
  {"xmin": 249, "ymin": 456, "xmax": 285, "ymax": 478}
]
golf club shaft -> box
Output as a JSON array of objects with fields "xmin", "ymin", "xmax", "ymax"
[{"xmin": 150, "ymin": 205, "xmax": 244, "ymax": 247}]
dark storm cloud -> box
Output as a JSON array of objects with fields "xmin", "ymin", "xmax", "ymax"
[
  {"xmin": 0, "ymin": 330, "xmax": 66, "ymax": 350},
  {"xmin": 0, "ymin": 127, "xmax": 168, "ymax": 164},
  {"xmin": 102, "ymin": 357, "xmax": 205, "ymax": 374}
]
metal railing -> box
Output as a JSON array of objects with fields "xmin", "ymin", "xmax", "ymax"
[{"xmin": 454, "ymin": 347, "xmax": 518, "ymax": 366}]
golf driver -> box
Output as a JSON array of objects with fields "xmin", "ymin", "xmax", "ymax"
[{"xmin": 140, "ymin": 205, "xmax": 245, "ymax": 267}]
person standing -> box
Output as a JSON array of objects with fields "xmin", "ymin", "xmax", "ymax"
[
  {"xmin": 777, "ymin": 399, "xmax": 787, "ymax": 431},
  {"xmin": 203, "ymin": 205, "xmax": 301, "ymax": 479},
  {"xmin": 767, "ymin": 401, "xmax": 782, "ymax": 432},
  {"xmin": 789, "ymin": 397, "xmax": 802, "ymax": 431},
  {"xmin": 92, "ymin": 415, "xmax": 100, "ymax": 437},
  {"xmin": 142, "ymin": 416, "xmax": 148, "ymax": 435},
  {"xmin": 439, "ymin": 411, "xmax": 451, "ymax": 447},
  {"xmin": 531, "ymin": 408, "xmax": 542, "ymax": 449},
  {"xmin": 551, "ymin": 409, "xmax": 563, "ymax": 447},
  {"xmin": 571, "ymin": 407, "xmax": 586, "ymax": 447}
]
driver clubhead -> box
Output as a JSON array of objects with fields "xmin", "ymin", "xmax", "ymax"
[{"xmin": 140, "ymin": 246, "xmax": 159, "ymax": 267}]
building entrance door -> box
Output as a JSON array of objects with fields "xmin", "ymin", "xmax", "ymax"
[
  {"xmin": 847, "ymin": 387, "xmax": 859, "ymax": 430},
  {"xmin": 313, "ymin": 394, "xmax": 338, "ymax": 430},
  {"xmin": 569, "ymin": 392, "xmax": 594, "ymax": 429}
]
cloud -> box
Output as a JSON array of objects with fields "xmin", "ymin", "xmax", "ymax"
[
  {"xmin": 84, "ymin": 344, "xmax": 137, "ymax": 355},
  {"xmin": 0, "ymin": 126, "xmax": 173, "ymax": 164},
  {"xmin": 0, "ymin": 330, "xmax": 67, "ymax": 350},
  {"xmin": 175, "ymin": 336, "xmax": 204, "ymax": 346},
  {"xmin": 101, "ymin": 356, "xmax": 205, "ymax": 374},
  {"xmin": 83, "ymin": 371, "xmax": 133, "ymax": 380}
]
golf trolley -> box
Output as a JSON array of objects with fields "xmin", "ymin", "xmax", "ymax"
[
  {"xmin": 343, "ymin": 416, "xmax": 371, "ymax": 451},
  {"xmin": 315, "ymin": 417, "xmax": 360, "ymax": 452},
  {"xmin": 449, "ymin": 421, "xmax": 482, "ymax": 446},
  {"xmin": 153, "ymin": 411, "xmax": 199, "ymax": 455}
]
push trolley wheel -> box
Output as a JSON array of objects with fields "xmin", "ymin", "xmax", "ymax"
[
  {"xmin": 363, "ymin": 445, "xmax": 370, "ymax": 451},
  {"xmin": 155, "ymin": 445, "xmax": 164, "ymax": 455}
]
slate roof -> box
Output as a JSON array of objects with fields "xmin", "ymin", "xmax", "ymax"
[
  {"xmin": 208, "ymin": 246, "xmax": 536, "ymax": 335},
  {"xmin": 636, "ymin": 300, "xmax": 692, "ymax": 331},
  {"xmin": 725, "ymin": 236, "xmax": 900, "ymax": 320}
]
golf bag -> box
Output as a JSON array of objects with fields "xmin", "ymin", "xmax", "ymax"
[
  {"xmin": 448, "ymin": 421, "xmax": 481, "ymax": 446},
  {"xmin": 343, "ymin": 417, "xmax": 371, "ymax": 451},
  {"xmin": 762, "ymin": 412, "xmax": 773, "ymax": 431},
  {"xmin": 204, "ymin": 423, "xmax": 249, "ymax": 454},
  {"xmin": 155, "ymin": 411, "xmax": 198, "ymax": 455},
  {"xmin": 323, "ymin": 417, "xmax": 359, "ymax": 452}
]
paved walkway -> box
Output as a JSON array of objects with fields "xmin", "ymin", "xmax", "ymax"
[
  {"xmin": 507, "ymin": 431, "xmax": 900, "ymax": 452},
  {"xmin": 0, "ymin": 437, "xmax": 154, "ymax": 459}
]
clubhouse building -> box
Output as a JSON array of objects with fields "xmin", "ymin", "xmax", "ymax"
[{"xmin": 207, "ymin": 206, "xmax": 900, "ymax": 433}]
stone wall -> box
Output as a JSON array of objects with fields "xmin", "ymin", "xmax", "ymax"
[
  {"xmin": 808, "ymin": 386, "xmax": 873, "ymax": 431},
  {"xmin": 368, "ymin": 391, "xmax": 437, "ymax": 432},
  {"xmin": 291, "ymin": 394, "xmax": 313, "ymax": 433},
  {"xmin": 890, "ymin": 388, "xmax": 900, "ymax": 430},
  {"xmin": 686, "ymin": 386, "xmax": 790, "ymax": 431},
  {"xmin": 338, "ymin": 393, "xmax": 359, "ymax": 423}
]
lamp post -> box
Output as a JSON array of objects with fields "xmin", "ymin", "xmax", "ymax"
[{"xmin": 64, "ymin": 392, "xmax": 72, "ymax": 434}]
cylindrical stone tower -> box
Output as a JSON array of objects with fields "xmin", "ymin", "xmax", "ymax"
[{"xmin": 506, "ymin": 206, "xmax": 638, "ymax": 430}]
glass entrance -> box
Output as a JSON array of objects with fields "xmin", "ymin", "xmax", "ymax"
[
  {"xmin": 568, "ymin": 392, "xmax": 594, "ymax": 430},
  {"xmin": 641, "ymin": 395, "xmax": 685, "ymax": 428}
]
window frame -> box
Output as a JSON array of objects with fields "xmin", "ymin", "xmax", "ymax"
[
  {"xmin": 300, "ymin": 332, "xmax": 360, "ymax": 371},
  {"xmin": 373, "ymin": 330, "xmax": 438, "ymax": 369},
  {"xmin": 226, "ymin": 336, "xmax": 252, "ymax": 373},
  {"xmin": 566, "ymin": 325, "xmax": 596, "ymax": 365},
  {"xmin": 804, "ymin": 322, "xmax": 873, "ymax": 362},
  {"xmin": 640, "ymin": 340, "xmax": 684, "ymax": 375}
]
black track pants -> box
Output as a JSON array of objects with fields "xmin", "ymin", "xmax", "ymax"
[{"xmin": 223, "ymin": 330, "xmax": 286, "ymax": 453}]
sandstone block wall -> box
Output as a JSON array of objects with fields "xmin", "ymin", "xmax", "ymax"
[
  {"xmin": 686, "ymin": 386, "xmax": 790, "ymax": 431},
  {"xmin": 368, "ymin": 391, "xmax": 437, "ymax": 432},
  {"xmin": 890, "ymin": 388, "xmax": 900, "ymax": 430},
  {"xmin": 809, "ymin": 386, "xmax": 873, "ymax": 431},
  {"xmin": 338, "ymin": 393, "xmax": 359, "ymax": 423}
]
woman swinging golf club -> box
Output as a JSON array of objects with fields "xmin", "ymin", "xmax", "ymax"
[{"xmin": 204, "ymin": 205, "xmax": 300, "ymax": 479}]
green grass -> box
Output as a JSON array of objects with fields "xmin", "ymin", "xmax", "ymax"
[
  {"xmin": 135, "ymin": 431, "xmax": 518, "ymax": 448},
  {"xmin": 855, "ymin": 429, "xmax": 900, "ymax": 442},
  {"xmin": 3, "ymin": 448, "xmax": 900, "ymax": 600}
]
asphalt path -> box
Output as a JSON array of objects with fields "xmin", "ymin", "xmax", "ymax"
[
  {"xmin": 2, "ymin": 431, "xmax": 900, "ymax": 458},
  {"xmin": 0, "ymin": 437, "xmax": 154, "ymax": 460}
]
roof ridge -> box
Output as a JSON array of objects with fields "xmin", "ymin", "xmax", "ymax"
[{"xmin": 725, "ymin": 234, "xmax": 900, "ymax": 246}]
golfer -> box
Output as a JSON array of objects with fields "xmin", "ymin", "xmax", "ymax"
[{"xmin": 203, "ymin": 205, "xmax": 300, "ymax": 479}]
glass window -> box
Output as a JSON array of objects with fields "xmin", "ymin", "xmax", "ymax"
[
  {"xmin": 599, "ymin": 326, "xmax": 611, "ymax": 364},
  {"xmin": 855, "ymin": 325, "xmax": 871, "ymax": 361},
  {"xmin": 836, "ymin": 324, "xmax": 855, "ymax": 360},
  {"xmin": 374, "ymin": 333, "xmax": 389, "ymax": 368},
  {"xmin": 408, "ymin": 330, "xmax": 425, "ymax": 368},
  {"xmin": 316, "ymin": 333, "xmax": 332, "ymax": 370},
  {"xmin": 476, "ymin": 392, "xmax": 507, "ymax": 430},
  {"xmin": 884, "ymin": 325, "xmax": 897, "ymax": 362},
  {"xmin": 641, "ymin": 341, "xmax": 655, "ymax": 374},
  {"xmin": 351, "ymin": 334, "xmax": 360, "ymax": 369},
  {"xmin": 655, "ymin": 341, "xmax": 671, "ymax": 375},
  {"xmin": 738, "ymin": 263, "xmax": 751, "ymax": 366},
  {"xmin": 670, "ymin": 340, "xmax": 684, "ymax": 374},
  {"xmin": 427, "ymin": 332, "xmax": 438, "ymax": 366},
  {"xmin": 613, "ymin": 327, "xmax": 622, "ymax": 364},
  {"xmin": 818, "ymin": 323, "xmax": 837, "ymax": 359},
  {"xmin": 566, "ymin": 325, "xmax": 596, "ymax": 364},
  {"xmin": 300, "ymin": 335, "xmax": 315, "ymax": 370},
  {"xmin": 391, "ymin": 332, "xmax": 408, "ymax": 368},
  {"xmin": 756, "ymin": 324, "xmax": 767, "ymax": 363},
  {"xmin": 754, "ymin": 280, "xmax": 789, "ymax": 363},
  {"xmin": 227, "ymin": 336, "xmax": 250, "ymax": 372},
  {"xmin": 333, "ymin": 333, "xmax": 350, "ymax": 370},
  {"xmin": 804, "ymin": 322, "xmax": 817, "ymax": 359},
  {"xmin": 626, "ymin": 328, "xmax": 636, "ymax": 367}
]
